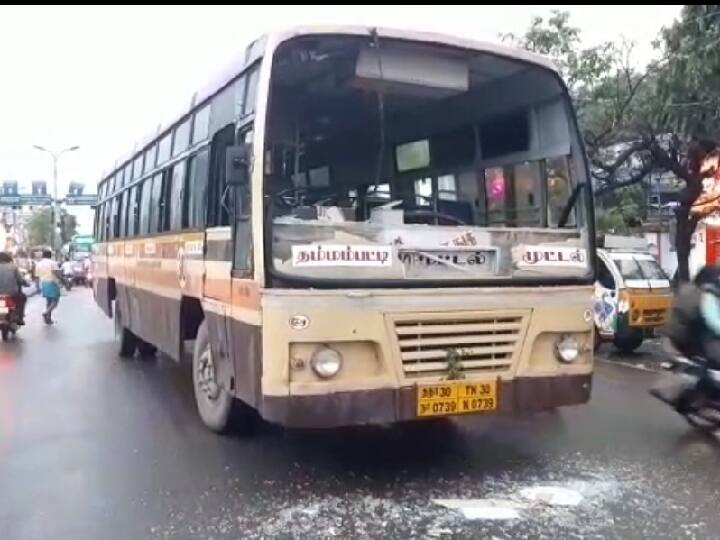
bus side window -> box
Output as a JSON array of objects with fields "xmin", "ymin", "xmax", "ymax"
[
  {"xmin": 208, "ymin": 124, "xmax": 236, "ymax": 227},
  {"xmin": 112, "ymin": 194, "xmax": 123, "ymax": 238},
  {"xmin": 119, "ymin": 191, "xmax": 128, "ymax": 237},
  {"xmin": 125, "ymin": 186, "xmax": 135, "ymax": 237},
  {"xmin": 233, "ymin": 129, "xmax": 253, "ymax": 274},
  {"xmin": 94, "ymin": 203, "xmax": 102, "ymax": 240},
  {"xmin": 139, "ymin": 177, "xmax": 153, "ymax": 235},
  {"xmin": 187, "ymin": 149, "xmax": 209, "ymax": 229},
  {"xmin": 150, "ymin": 172, "xmax": 164, "ymax": 233},
  {"xmin": 160, "ymin": 168, "xmax": 173, "ymax": 232},
  {"xmin": 133, "ymin": 186, "xmax": 142, "ymax": 235},
  {"xmin": 104, "ymin": 202, "xmax": 111, "ymax": 240},
  {"xmin": 167, "ymin": 160, "xmax": 186, "ymax": 231},
  {"xmin": 597, "ymin": 257, "xmax": 615, "ymax": 290}
]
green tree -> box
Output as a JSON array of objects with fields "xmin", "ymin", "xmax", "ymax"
[
  {"xmin": 27, "ymin": 207, "xmax": 78, "ymax": 248},
  {"xmin": 505, "ymin": 6, "xmax": 720, "ymax": 280}
]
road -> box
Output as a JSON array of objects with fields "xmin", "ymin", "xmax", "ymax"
[{"xmin": 1, "ymin": 290, "xmax": 720, "ymax": 540}]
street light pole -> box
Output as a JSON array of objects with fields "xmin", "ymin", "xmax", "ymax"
[{"xmin": 32, "ymin": 145, "xmax": 79, "ymax": 252}]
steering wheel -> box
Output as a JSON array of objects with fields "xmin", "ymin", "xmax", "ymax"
[{"xmin": 403, "ymin": 208, "xmax": 468, "ymax": 226}]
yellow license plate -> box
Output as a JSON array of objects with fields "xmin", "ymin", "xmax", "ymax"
[{"xmin": 417, "ymin": 380, "xmax": 497, "ymax": 417}]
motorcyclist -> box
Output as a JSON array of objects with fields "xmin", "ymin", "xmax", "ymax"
[
  {"xmin": 667, "ymin": 266, "xmax": 720, "ymax": 364},
  {"xmin": 690, "ymin": 265, "xmax": 720, "ymax": 368},
  {"xmin": 61, "ymin": 257, "xmax": 74, "ymax": 288},
  {"xmin": 654, "ymin": 265, "xmax": 720, "ymax": 410},
  {"xmin": 0, "ymin": 252, "xmax": 27, "ymax": 324}
]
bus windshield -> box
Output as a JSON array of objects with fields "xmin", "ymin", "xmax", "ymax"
[
  {"xmin": 264, "ymin": 35, "xmax": 591, "ymax": 285},
  {"xmin": 69, "ymin": 235, "xmax": 94, "ymax": 260}
]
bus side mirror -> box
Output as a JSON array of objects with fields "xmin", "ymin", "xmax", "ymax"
[{"xmin": 226, "ymin": 144, "xmax": 251, "ymax": 186}]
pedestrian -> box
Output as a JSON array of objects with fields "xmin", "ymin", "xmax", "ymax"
[
  {"xmin": 36, "ymin": 249, "xmax": 62, "ymax": 324},
  {"xmin": 0, "ymin": 252, "xmax": 27, "ymax": 324}
]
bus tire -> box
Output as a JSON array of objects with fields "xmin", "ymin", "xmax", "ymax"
[
  {"xmin": 193, "ymin": 320, "xmax": 255, "ymax": 434},
  {"xmin": 614, "ymin": 330, "xmax": 643, "ymax": 354},
  {"xmin": 137, "ymin": 340, "xmax": 157, "ymax": 357},
  {"xmin": 115, "ymin": 304, "xmax": 137, "ymax": 358},
  {"xmin": 118, "ymin": 328, "xmax": 138, "ymax": 358}
]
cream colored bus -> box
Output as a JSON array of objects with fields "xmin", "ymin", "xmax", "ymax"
[{"xmin": 93, "ymin": 26, "xmax": 596, "ymax": 433}]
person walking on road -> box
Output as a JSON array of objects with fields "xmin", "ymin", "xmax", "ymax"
[{"xmin": 36, "ymin": 249, "xmax": 62, "ymax": 325}]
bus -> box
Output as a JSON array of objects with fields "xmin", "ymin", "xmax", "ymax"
[
  {"xmin": 68, "ymin": 234, "xmax": 95, "ymax": 260},
  {"xmin": 93, "ymin": 26, "xmax": 596, "ymax": 433}
]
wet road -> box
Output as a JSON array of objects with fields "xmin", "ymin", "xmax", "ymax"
[{"xmin": 1, "ymin": 290, "xmax": 720, "ymax": 540}]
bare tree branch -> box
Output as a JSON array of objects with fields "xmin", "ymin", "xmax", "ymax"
[
  {"xmin": 591, "ymin": 140, "xmax": 649, "ymax": 175},
  {"xmin": 595, "ymin": 162, "xmax": 653, "ymax": 195},
  {"xmin": 648, "ymin": 141, "xmax": 694, "ymax": 183}
]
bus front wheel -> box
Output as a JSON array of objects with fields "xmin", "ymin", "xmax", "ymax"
[
  {"xmin": 137, "ymin": 340, "xmax": 157, "ymax": 357},
  {"xmin": 192, "ymin": 320, "xmax": 256, "ymax": 434}
]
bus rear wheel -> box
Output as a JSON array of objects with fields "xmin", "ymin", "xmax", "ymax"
[
  {"xmin": 192, "ymin": 320, "xmax": 256, "ymax": 434},
  {"xmin": 115, "ymin": 305, "xmax": 137, "ymax": 358},
  {"xmin": 137, "ymin": 340, "xmax": 157, "ymax": 357}
]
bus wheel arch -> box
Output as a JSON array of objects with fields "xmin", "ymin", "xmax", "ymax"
[{"xmin": 180, "ymin": 296, "xmax": 204, "ymax": 342}]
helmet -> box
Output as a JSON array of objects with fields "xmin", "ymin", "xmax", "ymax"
[{"xmin": 694, "ymin": 265, "xmax": 720, "ymax": 296}]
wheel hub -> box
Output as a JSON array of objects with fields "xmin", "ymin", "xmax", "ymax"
[{"xmin": 197, "ymin": 347, "xmax": 220, "ymax": 400}]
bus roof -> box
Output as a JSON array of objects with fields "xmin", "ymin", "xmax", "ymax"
[{"xmin": 102, "ymin": 25, "xmax": 559, "ymax": 188}]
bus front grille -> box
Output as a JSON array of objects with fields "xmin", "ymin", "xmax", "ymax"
[{"xmin": 390, "ymin": 312, "xmax": 527, "ymax": 379}]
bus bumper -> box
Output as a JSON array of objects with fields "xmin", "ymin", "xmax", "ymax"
[{"xmin": 260, "ymin": 373, "xmax": 592, "ymax": 429}]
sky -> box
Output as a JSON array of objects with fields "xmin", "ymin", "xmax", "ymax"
[{"xmin": 0, "ymin": 5, "xmax": 683, "ymax": 200}]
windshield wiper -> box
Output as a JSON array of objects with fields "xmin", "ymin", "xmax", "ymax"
[{"xmin": 558, "ymin": 183, "xmax": 586, "ymax": 228}]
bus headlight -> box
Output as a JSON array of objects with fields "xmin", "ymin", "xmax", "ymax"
[
  {"xmin": 311, "ymin": 347, "xmax": 343, "ymax": 378},
  {"xmin": 555, "ymin": 335, "xmax": 580, "ymax": 363}
]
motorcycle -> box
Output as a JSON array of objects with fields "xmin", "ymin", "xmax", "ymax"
[
  {"xmin": 650, "ymin": 355, "xmax": 720, "ymax": 431},
  {"xmin": 0, "ymin": 294, "xmax": 20, "ymax": 341}
]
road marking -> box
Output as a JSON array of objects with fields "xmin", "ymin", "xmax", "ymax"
[{"xmin": 598, "ymin": 357, "xmax": 666, "ymax": 374}]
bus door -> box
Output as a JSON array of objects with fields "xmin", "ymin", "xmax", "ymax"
[
  {"xmin": 201, "ymin": 124, "xmax": 237, "ymax": 395},
  {"xmin": 227, "ymin": 127, "xmax": 260, "ymax": 406}
]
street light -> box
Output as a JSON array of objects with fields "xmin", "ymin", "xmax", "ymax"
[{"xmin": 32, "ymin": 144, "xmax": 80, "ymax": 251}]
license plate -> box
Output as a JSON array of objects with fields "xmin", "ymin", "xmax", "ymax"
[{"xmin": 417, "ymin": 380, "xmax": 497, "ymax": 417}]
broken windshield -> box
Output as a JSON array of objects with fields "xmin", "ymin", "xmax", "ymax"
[{"xmin": 264, "ymin": 35, "xmax": 592, "ymax": 284}]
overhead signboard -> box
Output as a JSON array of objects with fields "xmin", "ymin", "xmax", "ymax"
[{"xmin": 64, "ymin": 195, "xmax": 97, "ymax": 206}]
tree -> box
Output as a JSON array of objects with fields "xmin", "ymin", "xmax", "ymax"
[
  {"xmin": 26, "ymin": 207, "xmax": 78, "ymax": 248},
  {"xmin": 504, "ymin": 6, "xmax": 720, "ymax": 280},
  {"xmin": 595, "ymin": 184, "xmax": 645, "ymax": 235}
]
